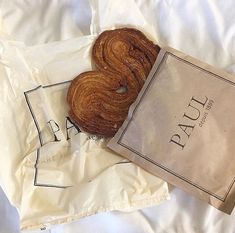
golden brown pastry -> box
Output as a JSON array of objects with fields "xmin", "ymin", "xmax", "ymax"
[{"xmin": 67, "ymin": 28, "xmax": 160, "ymax": 137}]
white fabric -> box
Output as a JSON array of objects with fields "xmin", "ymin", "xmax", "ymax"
[{"xmin": 0, "ymin": 0, "xmax": 235, "ymax": 232}]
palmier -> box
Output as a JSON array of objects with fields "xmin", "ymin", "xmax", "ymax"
[{"xmin": 67, "ymin": 28, "xmax": 160, "ymax": 137}]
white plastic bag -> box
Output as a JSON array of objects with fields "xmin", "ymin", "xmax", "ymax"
[{"xmin": 0, "ymin": 1, "xmax": 169, "ymax": 230}]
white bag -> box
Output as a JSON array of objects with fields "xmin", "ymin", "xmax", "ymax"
[{"xmin": 0, "ymin": 2, "xmax": 169, "ymax": 230}]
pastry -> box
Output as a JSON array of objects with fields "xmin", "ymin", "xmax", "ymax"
[{"xmin": 67, "ymin": 28, "xmax": 160, "ymax": 137}]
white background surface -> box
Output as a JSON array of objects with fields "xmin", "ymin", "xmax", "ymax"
[{"xmin": 0, "ymin": 0, "xmax": 235, "ymax": 232}]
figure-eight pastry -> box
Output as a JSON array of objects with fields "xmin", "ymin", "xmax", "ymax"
[{"xmin": 67, "ymin": 28, "xmax": 160, "ymax": 137}]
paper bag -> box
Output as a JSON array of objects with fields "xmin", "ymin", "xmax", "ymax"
[
  {"xmin": 108, "ymin": 47, "xmax": 235, "ymax": 214},
  {"xmin": 0, "ymin": 36, "xmax": 168, "ymax": 231}
]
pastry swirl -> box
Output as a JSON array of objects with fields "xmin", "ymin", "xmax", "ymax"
[{"xmin": 67, "ymin": 28, "xmax": 160, "ymax": 137}]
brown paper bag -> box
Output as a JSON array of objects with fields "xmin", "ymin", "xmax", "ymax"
[{"xmin": 108, "ymin": 47, "xmax": 235, "ymax": 214}]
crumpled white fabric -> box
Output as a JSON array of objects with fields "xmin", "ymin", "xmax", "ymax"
[
  {"xmin": 0, "ymin": 0, "xmax": 235, "ymax": 233},
  {"xmin": 0, "ymin": 0, "xmax": 85, "ymax": 44}
]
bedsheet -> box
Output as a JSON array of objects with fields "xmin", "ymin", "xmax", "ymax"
[{"xmin": 0, "ymin": 0, "xmax": 235, "ymax": 232}]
